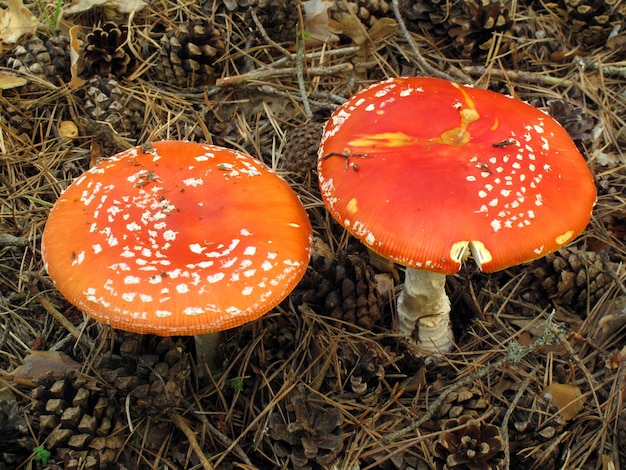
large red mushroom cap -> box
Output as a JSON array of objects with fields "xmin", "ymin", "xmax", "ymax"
[
  {"xmin": 318, "ymin": 77, "xmax": 596, "ymax": 274},
  {"xmin": 42, "ymin": 141, "xmax": 312, "ymax": 335}
]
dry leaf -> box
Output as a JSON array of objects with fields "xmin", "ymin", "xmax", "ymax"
[
  {"xmin": 63, "ymin": 0, "xmax": 146, "ymax": 17},
  {"xmin": 0, "ymin": 0, "xmax": 39, "ymax": 45},
  {"xmin": 0, "ymin": 71, "xmax": 26, "ymax": 89},
  {"xmin": 542, "ymin": 382, "xmax": 584, "ymax": 421},
  {"xmin": 8, "ymin": 350, "xmax": 81, "ymax": 386},
  {"xmin": 302, "ymin": 0, "xmax": 340, "ymax": 43},
  {"xmin": 68, "ymin": 24, "xmax": 86, "ymax": 89}
]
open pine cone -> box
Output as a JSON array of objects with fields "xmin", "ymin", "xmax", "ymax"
[
  {"xmin": 270, "ymin": 385, "xmax": 344, "ymax": 468},
  {"xmin": 83, "ymin": 22, "xmax": 135, "ymax": 77},
  {"xmin": 433, "ymin": 414, "xmax": 505, "ymax": 470},
  {"xmin": 447, "ymin": 0, "xmax": 512, "ymax": 58}
]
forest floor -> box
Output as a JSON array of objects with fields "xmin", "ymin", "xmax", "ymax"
[{"xmin": 1, "ymin": 0, "xmax": 626, "ymax": 468}]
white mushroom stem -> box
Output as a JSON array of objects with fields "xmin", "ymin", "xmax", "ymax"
[
  {"xmin": 396, "ymin": 268, "xmax": 454, "ymax": 353},
  {"xmin": 194, "ymin": 332, "xmax": 222, "ymax": 376}
]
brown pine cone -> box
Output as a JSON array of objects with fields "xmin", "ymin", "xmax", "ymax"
[
  {"xmin": 7, "ymin": 33, "xmax": 71, "ymax": 88},
  {"xmin": 242, "ymin": 0, "xmax": 301, "ymax": 45},
  {"xmin": 433, "ymin": 414, "xmax": 505, "ymax": 470},
  {"xmin": 83, "ymin": 22, "xmax": 135, "ymax": 77},
  {"xmin": 400, "ymin": 0, "xmax": 455, "ymax": 39},
  {"xmin": 270, "ymin": 385, "xmax": 344, "ymax": 468},
  {"xmin": 281, "ymin": 121, "xmax": 324, "ymax": 186},
  {"xmin": 561, "ymin": 0, "xmax": 625, "ymax": 50},
  {"xmin": 83, "ymin": 76, "xmax": 143, "ymax": 135},
  {"xmin": 330, "ymin": 0, "xmax": 393, "ymax": 27},
  {"xmin": 151, "ymin": 21, "xmax": 225, "ymax": 87},
  {"xmin": 447, "ymin": 0, "xmax": 512, "ymax": 58},
  {"xmin": 92, "ymin": 335, "xmax": 190, "ymax": 418},
  {"xmin": 290, "ymin": 249, "xmax": 383, "ymax": 329},
  {"xmin": 434, "ymin": 386, "xmax": 489, "ymax": 420},
  {"xmin": 30, "ymin": 371, "xmax": 125, "ymax": 468},
  {"xmin": 0, "ymin": 400, "xmax": 34, "ymax": 467},
  {"xmin": 526, "ymin": 247, "xmax": 613, "ymax": 312},
  {"xmin": 549, "ymin": 101, "xmax": 596, "ymax": 144}
]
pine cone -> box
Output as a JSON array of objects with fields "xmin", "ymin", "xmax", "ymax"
[
  {"xmin": 243, "ymin": 0, "xmax": 301, "ymax": 45},
  {"xmin": 433, "ymin": 414, "xmax": 505, "ymax": 470},
  {"xmin": 83, "ymin": 76, "xmax": 143, "ymax": 134},
  {"xmin": 549, "ymin": 101, "xmax": 596, "ymax": 144},
  {"xmin": 447, "ymin": 0, "xmax": 512, "ymax": 58},
  {"xmin": 330, "ymin": 0, "xmax": 393, "ymax": 28},
  {"xmin": 434, "ymin": 386, "xmax": 489, "ymax": 420},
  {"xmin": 504, "ymin": 391, "xmax": 566, "ymax": 468},
  {"xmin": 400, "ymin": 0, "xmax": 455, "ymax": 38},
  {"xmin": 290, "ymin": 250, "xmax": 383, "ymax": 329},
  {"xmin": 30, "ymin": 372, "xmax": 125, "ymax": 468},
  {"xmin": 561, "ymin": 0, "xmax": 625, "ymax": 50},
  {"xmin": 345, "ymin": 344, "xmax": 385, "ymax": 405},
  {"xmin": 282, "ymin": 121, "xmax": 324, "ymax": 185},
  {"xmin": 93, "ymin": 335, "xmax": 190, "ymax": 418},
  {"xmin": 83, "ymin": 22, "xmax": 135, "ymax": 77},
  {"xmin": 270, "ymin": 385, "xmax": 344, "ymax": 468},
  {"xmin": 151, "ymin": 21, "xmax": 224, "ymax": 87},
  {"xmin": 0, "ymin": 400, "xmax": 34, "ymax": 467},
  {"xmin": 526, "ymin": 247, "xmax": 613, "ymax": 311},
  {"xmin": 7, "ymin": 33, "xmax": 71, "ymax": 88}
]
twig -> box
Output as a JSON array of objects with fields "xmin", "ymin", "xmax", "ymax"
[
  {"xmin": 574, "ymin": 57, "xmax": 626, "ymax": 79},
  {"xmin": 500, "ymin": 375, "xmax": 533, "ymax": 470},
  {"xmin": 194, "ymin": 413, "xmax": 252, "ymax": 466},
  {"xmin": 383, "ymin": 312, "xmax": 560, "ymax": 444},
  {"xmin": 0, "ymin": 234, "xmax": 29, "ymax": 247},
  {"xmin": 169, "ymin": 411, "xmax": 215, "ymax": 470},
  {"xmin": 248, "ymin": 10, "xmax": 293, "ymax": 61},
  {"xmin": 296, "ymin": 23, "xmax": 313, "ymax": 119},
  {"xmin": 216, "ymin": 63, "xmax": 353, "ymax": 88},
  {"xmin": 462, "ymin": 65, "xmax": 576, "ymax": 87},
  {"xmin": 267, "ymin": 46, "xmax": 361, "ymax": 69}
]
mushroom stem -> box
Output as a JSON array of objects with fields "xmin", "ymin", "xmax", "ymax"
[
  {"xmin": 396, "ymin": 268, "xmax": 453, "ymax": 352},
  {"xmin": 194, "ymin": 332, "xmax": 223, "ymax": 376}
]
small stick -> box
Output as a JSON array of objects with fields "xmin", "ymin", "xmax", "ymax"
[
  {"xmin": 248, "ymin": 10, "xmax": 292, "ymax": 61},
  {"xmin": 500, "ymin": 375, "xmax": 533, "ymax": 470},
  {"xmin": 462, "ymin": 65, "xmax": 576, "ymax": 87},
  {"xmin": 216, "ymin": 63, "xmax": 353, "ymax": 88},
  {"xmin": 170, "ymin": 411, "xmax": 215, "ymax": 470}
]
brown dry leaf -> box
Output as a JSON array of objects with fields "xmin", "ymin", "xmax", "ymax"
[
  {"xmin": 302, "ymin": 0, "xmax": 340, "ymax": 43},
  {"xmin": 542, "ymin": 382, "xmax": 585, "ymax": 421},
  {"xmin": 68, "ymin": 24, "xmax": 86, "ymax": 89},
  {"xmin": 0, "ymin": 71, "xmax": 26, "ymax": 89},
  {"xmin": 63, "ymin": 0, "xmax": 146, "ymax": 17},
  {"xmin": 8, "ymin": 350, "xmax": 81, "ymax": 385},
  {"xmin": 0, "ymin": 0, "xmax": 39, "ymax": 45}
]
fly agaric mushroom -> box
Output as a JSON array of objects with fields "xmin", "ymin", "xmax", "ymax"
[
  {"xmin": 318, "ymin": 77, "xmax": 596, "ymax": 352},
  {"xmin": 42, "ymin": 141, "xmax": 312, "ymax": 364}
]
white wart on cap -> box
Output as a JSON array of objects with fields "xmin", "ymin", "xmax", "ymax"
[{"xmin": 42, "ymin": 141, "xmax": 312, "ymax": 335}]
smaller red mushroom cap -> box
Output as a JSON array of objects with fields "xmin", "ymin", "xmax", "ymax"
[
  {"xmin": 318, "ymin": 77, "xmax": 596, "ymax": 274},
  {"xmin": 42, "ymin": 141, "xmax": 312, "ymax": 335}
]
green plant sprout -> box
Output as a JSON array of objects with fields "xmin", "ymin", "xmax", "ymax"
[
  {"xmin": 33, "ymin": 445, "xmax": 51, "ymax": 466},
  {"xmin": 39, "ymin": 0, "xmax": 63, "ymax": 35}
]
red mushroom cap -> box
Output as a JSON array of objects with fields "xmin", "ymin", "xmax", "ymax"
[
  {"xmin": 42, "ymin": 141, "xmax": 312, "ymax": 335},
  {"xmin": 318, "ymin": 77, "xmax": 596, "ymax": 274}
]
